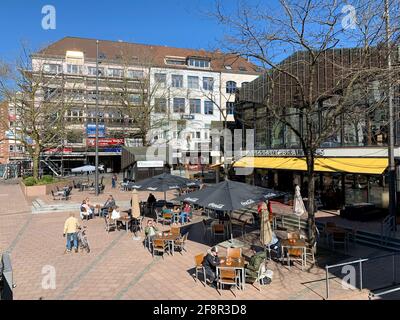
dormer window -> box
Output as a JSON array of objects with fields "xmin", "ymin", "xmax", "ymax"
[
  {"xmin": 224, "ymin": 65, "xmax": 232, "ymax": 70},
  {"xmin": 188, "ymin": 58, "xmax": 210, "ymax": 68},
  {"xmin": 165, "ymin": 57, "xmax": 186, "ymax": 66}
]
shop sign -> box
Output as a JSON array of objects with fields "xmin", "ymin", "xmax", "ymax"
[
  {"xmin": 250, "ymin": 149, "xmax": 325, "ymax": 157},
  {"xmin": 86, "ymin": 138, "xmax": 124, "ymax": 147}
]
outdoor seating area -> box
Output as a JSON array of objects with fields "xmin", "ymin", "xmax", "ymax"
[{"xmin": 51, "ymin": 185, "xmax": 72, "ymax": 200}]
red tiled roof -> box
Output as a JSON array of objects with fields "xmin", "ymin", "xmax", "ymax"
[{"xmin": 36, "ymin": 37, "xmax": 260, "ymax": 74}]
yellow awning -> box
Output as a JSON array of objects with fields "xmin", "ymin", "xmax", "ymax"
[{"xmin": 233, "ymin": 157, "xmax": 388, "ymax": 175}]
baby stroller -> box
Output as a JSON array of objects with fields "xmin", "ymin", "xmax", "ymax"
[{"xmin": 77, "ymin": 226, "xmax": 90, "ymax": 253}]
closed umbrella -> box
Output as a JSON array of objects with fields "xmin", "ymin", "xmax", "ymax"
[
  {"xmin": 131, "ymin": 189, "xmax": 141, "ymax": 240},
  {"xmin": 293, "ymin": 185, "xmax": 307, "ymax": 230},
  {"xmin": 260, "ymin": 201, "xmax": 272, "ymax": 246}
]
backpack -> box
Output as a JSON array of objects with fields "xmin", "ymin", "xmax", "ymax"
[{"xmin": 260, "ymin": 276, "xmax": 272, "ymax": 285}]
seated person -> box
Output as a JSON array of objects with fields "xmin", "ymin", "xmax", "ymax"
[
  {"xmin": 245, "ymin": 246, "xmax": 267, "ymax": 282},
  {"xmin": 161, "ymin": 205, "xmax": 171, "ymax": 214},
  {"xmin": 179, "ymin": 202, "xmax": 191, "ymax": 224},
  {"xmin": 144, "ymin": 219, "xmax": 158, "ymax": 240},
  {"xmin": 80, "ymin": 199, "xmax": 93, "ymax": 219},
  {"xmin": 266, "ymin": 231, "xmax": 282, "ymax": 260},
  {"xmin": 202, "ymin": 246, "xmax": 220, "ymax": 288},
  {"xmin": 101, "ymin": 195, "xmax": 116, "ymax": 216}
]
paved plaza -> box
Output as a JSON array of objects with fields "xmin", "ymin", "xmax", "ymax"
[{"xmin": 0, "ymin": 180, "xmax": 378, "ymax": 300}]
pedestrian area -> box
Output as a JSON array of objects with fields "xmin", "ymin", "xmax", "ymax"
[{"xmin": 0, "ymin": 187, "xmax": 372, "ymax": 300}]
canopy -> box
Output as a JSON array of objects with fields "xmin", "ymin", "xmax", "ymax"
[
  {"xmin": 233, "ymin": 157, "xmax": 388, "ymax": 175},
  {"xmin": 127, "ymin": 173, "xmax": 199, "ymax": 192},
  {"xmin": 71, "ymin": 165, "xmax": 96, "ymax": 173},
  {"xmin": 174, "ymin": 179, "xmax": 285, "ymax": 212}
]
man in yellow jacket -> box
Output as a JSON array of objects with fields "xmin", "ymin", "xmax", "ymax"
[{"xmin": 63, "ymin": 213, "xmax": 80, "ymax": 253}]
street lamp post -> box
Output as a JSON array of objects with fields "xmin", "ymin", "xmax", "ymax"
[
  {"xmin": 95, "ymin": 40, "xmax": 99, "ymax": 196},
  {"xmin": 384, "ymin": 0, "xmax": 396, "ymax": 231}
]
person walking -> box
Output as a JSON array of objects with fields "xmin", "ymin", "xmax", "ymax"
[
  {"xmin": 63, "ymin": 213, "xmax": 80, "ymax": 253},
  {"xmin": 111, "ymin": 174, "xmax": 117, "ymax": 189}
]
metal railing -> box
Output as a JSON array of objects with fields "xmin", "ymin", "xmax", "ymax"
[
  {"xmin": 325, "ymin": 251, "xmax": 400, "ymax": 299},
  {"xmin": 381, "ymin": 215, "xmax": 396, "ymax": 244},
  {"xmin": 369, "ymin": 285, "xmax": 400, "ymax": 299}
]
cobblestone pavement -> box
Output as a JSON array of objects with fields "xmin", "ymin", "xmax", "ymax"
[{"xmin": 0, "ymin": 181, "xmax": 372, "ymax": 300}]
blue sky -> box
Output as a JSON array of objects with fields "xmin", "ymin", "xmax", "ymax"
[{"xmin": 0, "ymin": 0, "xmax": 250, "ymax": 63}]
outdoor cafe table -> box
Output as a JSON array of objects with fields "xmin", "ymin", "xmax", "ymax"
[
  {"xmin": 116, "ymin": 216, "xmax": 132, "ymax": 233},
  {"xmin": 281, "ymin": 239, "xmax": 307, "ymax": 269},
  {"xmin": 153, "ymin": 232, "xmax": 181, "ymax": 255},
  {"xmin": 216, "ymin": 256, "xmax": 246, "ymax": 290}
]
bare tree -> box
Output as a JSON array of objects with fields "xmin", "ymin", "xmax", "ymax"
[
  {"xmin": 0, "ymin": 47, "xmax": 77, "ymax": 179},
  {"xmin": 104, "ymin": 47, "xmax": 171, "ymax": 146},
  {"xmin": 213, "ymin": 0, "xmax": 400, "ymax": 243}
]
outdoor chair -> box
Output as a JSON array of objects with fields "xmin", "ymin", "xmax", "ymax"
[
  {"xmin": 212, "ymin": 224, "xmax": 226, "ymax": 241},
  {"xmin": 202, "ymin": 219, "xmax": 212, "ymax": 241},
  {"xmin": 154, "ymin": 207, "xmax": 163, "ymax": 224},
  {"xmin": 162, "ymin": 213, "xmax": 173, "ymax": 226},
  {"xmin": 144, "ymin": 235, "xmax": 153, "ymax": 251},
  {"xmin": 104, "ymin": 210, "xmax": 117, "ymax": 233},
  {"xmin": 217, "ymin": 268, "xmax": 240, "ymax": 294},
  {"xmin": 51, "ymin": 190, "xmax": 62, "ymax": 201},
  {"xmin": 247, "ymin": 258, "xmax": 272, "ymax": 291},
  {"xmin": 285, "ymin": 246, "xmax": 306, "ymax": 270},
  {"xmin": 152, "ymin": 239, "xmax": 168, "ymax": 258},
  {"xmin": 170, "ymin": 226, "xmax": 181, "ymax": 237},
  {"xmin": 193, "ymin": 253, "xmax": 206, "ymax": 286},
  {"xmin": 174, "ymin": 232, "xmax": 188, "ymax": 254},
  {"xmin": 130, "ymin": 218, "xmax": 141, "ymax": 235},
  {"xmin": 329, "ymin": 231, "xmax": 348, "ymax": 253},
  {"xmin": 227, "ymin": 247, "xmax": 242, "ymax": 259},
  {"xmin": 231, "ymin": 219, "xmax": 248, "ymax": 239}
]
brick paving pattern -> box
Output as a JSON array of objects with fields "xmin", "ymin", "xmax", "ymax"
[{"xmin": 0, "ymin": 180, "xmax": 373, "ymax": 300}]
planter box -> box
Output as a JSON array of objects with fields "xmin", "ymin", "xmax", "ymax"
[{"xmin": 20, "ymin": 180, "xmax": 71, "ymax": 197}]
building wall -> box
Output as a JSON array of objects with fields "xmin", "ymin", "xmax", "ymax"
[{"xmin": 0, "ymin": 102, "xmax": 9, "ymax": 164}]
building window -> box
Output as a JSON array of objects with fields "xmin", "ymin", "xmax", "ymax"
[
  {"xmin": 171, "ymin": 75, "xmax": 183, "ymax": 88},
  {"xmin": 187, "ymin": 76, "xmax": 199, "ymax": 89},
  {"xmin": 226, "ymin": 102, "xmax": 235, "ymax": 115},
  {"xmin": 66, "ymin": 64, "xmax": 82, "ymax": 74},
  {"xmin": 127, "ymin": 70, "xmax": 144, "ymax": 79},
  {"xmin": 196, "ymin": 131, "xmax": 201, "ymax": 139},
  {"xmin": 88, "ymin": 66, "xmax": 104, "ymax": 76},
  {"xmin": 155, "ymin": 73, "xmax": 167, "ymax": 87},
  {"xmin": 204, "ymin": 101, "xmax": 213, "ymax": 115},
  {"xmin": 173, "ymin": 98, "xmax": 185, "ymax": 113},
  {"xmin": 107, "ymin": 68, "xmax": 123, "ymax": 78},
  {"xmin": 189, "ymin": 99, "xmax": 201, "ymax": 114},
  {"xmin": 43, "ymin": 64, "xmax": 62, "ymax": 74},
  {"xmin": 226, "ymin": 81, "xmax": 237, "ymax": 93},
  {"xmin": 203, "ymin": 77, "xmax": 214, "ymax": 91},
  {"xmin": 154, "ymin": 98, "xmax": 167, "ymax": 113},
  {"xmin": 165, "ymin": 58, "xmax": 186, "ymax": 66},
  {"xmin": 188, "ymin": 58, "xmax": 210, "ymax": 68},
  {"xmin": 128, "ymin": 94, "xmax": 142, "ymax": 105},
  {"xmin": 204, "ymin": 131, "xmax": 208, "ymax": 139}
]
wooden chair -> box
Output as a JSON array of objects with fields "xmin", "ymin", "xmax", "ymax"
[
  {"xmin": 227, "ymin": 247, "xmax": 242, "ymax": 259},
  {"xmin": 162, "ymin": 213, "xmax": 173, "ymax": 225},
  {"xmin": 194, "ymin": 253, "xmax": 206, "ymax": 286},
  {"xmin": 174, "ymin": 232, "xmax": 189, "ymax": 254},
  {"xmin": 171, "ymin": 226, "xmax": 181, "ymax": 237},
  {"xmin": 286, "ymin": 246, "xmax": 306, "ymax": 270},
  {"xmin": 212, "ymin": 224, "xmax": 225, "ymax": 241},
  {"xmin": 217, "ymin": 268, "xmax": 240, "ymax": 294},
  {"xmin": 152, "ymin": 239, "xmax": 168, "ymax": 258}
]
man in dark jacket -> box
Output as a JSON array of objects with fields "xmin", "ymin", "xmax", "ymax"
[
  {"xmin": 202, "ymin": 246, "xmax": 220, "ymax": 287},
  {"xmin": 101, "ymin": 195, "xmax": 116, "ymax": 217}
]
